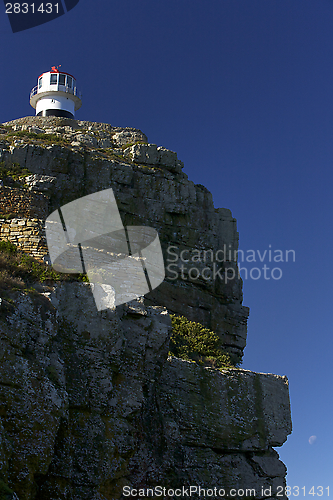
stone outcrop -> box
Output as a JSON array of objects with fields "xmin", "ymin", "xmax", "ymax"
[
  {"xmin": 0, "ymin": 284, "xmax": 291, "ymax": 500},
  {"xmin": 1, "ymin": 116, "xmax": 248, "ymax": 364},
  {"xmin": 0, "ymin": 116, "xmax": 292, "ymax": 499}
]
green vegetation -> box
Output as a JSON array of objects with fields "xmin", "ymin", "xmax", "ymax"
[
  {"xmin": 0, "ymin": 161, "xmax": 31, "ymax": 182},
  {"xmin": 0, "ymin": 124, "xmax": 12, "ymax": 131},
  {"xmin": 169, "ymin": 314, "xmax": 238, "ymax": 370},
  {"xmin": 4, "ymin": 130, "xmax": 69, "ymax": 146},
  {"xmin": 0, "ymin": 214, "xmax": 17, "ymax": 220},
  {"xmin": 0, "ymin": 240, "xmax": 88, "ymax": 294},
  {"xmin": 121, "ymin": 141, "xmax": 148, "ymax": 150}
]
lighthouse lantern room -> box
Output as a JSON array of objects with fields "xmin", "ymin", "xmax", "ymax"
[{"xmin": 30, "ymin": 66, "xmax": 82, "ymax": 118}]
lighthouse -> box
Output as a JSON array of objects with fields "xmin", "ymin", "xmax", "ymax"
[{"xmin": 30, "ymin": 66, "xmax": 82, "ymax": 118}]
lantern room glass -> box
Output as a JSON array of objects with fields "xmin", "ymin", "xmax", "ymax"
[
  {"xmin": 50, "ymin": 74, "xmax": 58, "ymax": 85},
  {"xmin": 59, "ymin": 74, "xmax": 66, "ymax": 86}
]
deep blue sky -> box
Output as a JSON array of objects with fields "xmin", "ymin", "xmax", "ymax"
[{"xmin": 1, "ymin": 0, "xmax": 333, "ymax": 493}]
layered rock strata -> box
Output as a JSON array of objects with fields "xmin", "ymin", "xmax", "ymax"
[
  {"xmin": 1, "ymin": 117, "xmax": 249, "ymax": 363},
  {"xmin": 0, "ymin": 283, "xmax": 291, "ymax": 500},
  {"xmin": 0, "ymin": 116, "xmax": 292, "ymax": 499}
]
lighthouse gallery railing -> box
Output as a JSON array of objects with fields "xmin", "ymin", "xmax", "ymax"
[{"xmin": 30, "ymin": 85, "xmax": 82, "ymax": 100}]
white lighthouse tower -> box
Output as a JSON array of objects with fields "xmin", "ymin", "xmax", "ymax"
[{"xmin": 30, "ymin": 66, "xmax": 82, "ymax": 118}]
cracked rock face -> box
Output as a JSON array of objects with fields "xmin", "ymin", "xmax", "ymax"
[
  {"xmin": 0, "ymin": 283, "xmax": 291, "ymax": 499},
  {"xmin": 0, "ymin": 117, "xmax": 292, "ymax": 499},
  {"xmin": 1, "ymin": 116, "xmax": 249, "ymax": 364}
]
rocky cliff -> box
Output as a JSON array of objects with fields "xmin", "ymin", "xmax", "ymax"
[{"xmin": 0, "ymin": 117, "xmax": 292, "ymax": 499}]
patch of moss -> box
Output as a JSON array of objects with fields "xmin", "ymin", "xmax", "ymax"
[{"xmin": 169, "ymin": 315, "xmax": 237, "ymax": 369}]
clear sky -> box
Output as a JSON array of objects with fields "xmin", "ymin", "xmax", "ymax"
[{"xmin": 1, "ymin": 0, "xmax": 332, "ymax": 495}]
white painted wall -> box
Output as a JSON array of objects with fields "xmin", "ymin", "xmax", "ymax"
[
  {"xmin": 38, "ymin": 71, "xmax": 76, "ymax": 94},
  {"xmin": 36, "ymin": 95, "xmax": 75, "ymax": 115}
]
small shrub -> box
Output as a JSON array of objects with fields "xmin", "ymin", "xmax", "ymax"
[
  {"xmin": 0, "ymin": 240, "xmax": 18, "ymax": 254},
  {"xmin": 0, "ymin": 241, "xmax": 89, "ymax": 292},
  {"xmin": 0, "ymin": 268, "xmax": 25, "ymax": 290},
  {"xmin": 169, "ymin": 315, "xmax": 236, "ymax": 369},
  {"xmin": 0, "ymin": 161, "xmax": 31, "ymax": 181}
]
